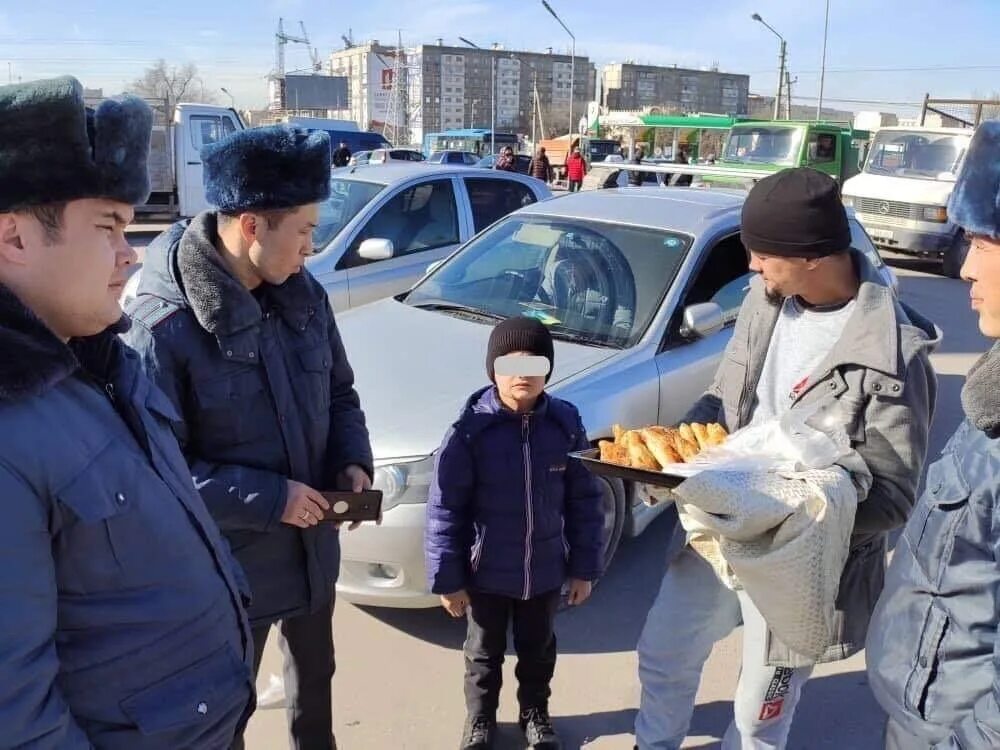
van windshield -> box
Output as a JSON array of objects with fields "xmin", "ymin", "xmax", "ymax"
[
  {"xmin": 722, "ymin": 126, "xmax": 803, "ymax": 166},
  {"xmin": 864, "ymin": 130, "xmax": 971, "ymax": 180}
]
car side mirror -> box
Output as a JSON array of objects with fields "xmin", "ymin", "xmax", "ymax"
[
  {"xmin": 680, "ymin": 302, "xmax": 724, "ymax": 339},
  {"xmin": 358, "ymin": 238, "xmax": 394, "ymax": 261}
]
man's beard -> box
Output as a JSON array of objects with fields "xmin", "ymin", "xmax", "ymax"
[{"xmin": 764, "ymin": 285, "xmax": 785, "ymax": 304}]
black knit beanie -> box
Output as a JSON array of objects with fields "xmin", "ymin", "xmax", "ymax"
[
  {"xmin": 740, "ymin": 167, "xmax": 851, "ymax": 258},
  {"xmin": 486, "ymin": 317, "xmax": 555, "ymax": 383}
]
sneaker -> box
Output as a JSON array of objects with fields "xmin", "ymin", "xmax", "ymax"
[
  {"xmin": 460, "ymin": 714, "xmax": 495, "ymax": 750},
  {"xmin": 519, "ymin": 707, "xmax": 561, "ymax": 749}
]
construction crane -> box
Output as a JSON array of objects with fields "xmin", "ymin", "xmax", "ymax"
[{"xmin": 274, "ymin": 18, "xmax": 321, "ymax": 77}]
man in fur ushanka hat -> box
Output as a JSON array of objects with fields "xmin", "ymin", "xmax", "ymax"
[
  {"xmin": 124, "ymin": 124, "xmax": 373, "ymax": 749},
  {"xmin": 0, "ymin": 76, "xmax": 255, "ymax": 747},
  {"xmin": 868, "ymin": 121, "xmax": 1000, "ymax": 749}
]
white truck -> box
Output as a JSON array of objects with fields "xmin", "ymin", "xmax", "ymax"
[
  {"xmin": 138, "ymin": 102, "xmax": 245, "ymax": 221},
  {"xmin": 841, "ymin": 126, "xmax": 973, "ymax": 277}
]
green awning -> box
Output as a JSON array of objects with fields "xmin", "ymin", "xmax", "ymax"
[{"xmin": 639, "ymin": 114, "xmax": 742, "ymax": 130}]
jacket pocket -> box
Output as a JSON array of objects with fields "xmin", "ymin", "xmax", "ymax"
[
  {"xmin": 120, "ymin": 643, "xmax": 250, "ymax": 735},
  {"xmin": 904, "ymin": 454, "xmax": 970, "ymax": 588},
  {"xmin": 903, "ymin": 604, "xmax": 949, "ymax": 721},
  {"xmin": 192, "ymin": 368, "xmax": 272, "ymax": 445},
  {"xmin": 56, "ymin": 442, "xmax": 139, "ymax": 592},
  {"xmin": 294, "ymin": 346, "xmax": 332, "ymax": 416}
]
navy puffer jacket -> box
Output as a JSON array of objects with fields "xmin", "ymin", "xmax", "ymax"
[{"xmin": 425, "ymin": 386, "xmax": 605, "ymax": 600}]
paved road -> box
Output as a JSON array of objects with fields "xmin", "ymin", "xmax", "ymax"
[{"xmin": 236, "ymin": 257, "xmax": 986, "ymax": 750}]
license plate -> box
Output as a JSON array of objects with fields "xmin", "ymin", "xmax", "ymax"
[{"xmin": 870, "ymin": 228, "xmax": 894, "ymax": 241}]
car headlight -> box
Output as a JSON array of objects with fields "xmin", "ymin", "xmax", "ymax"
[
  {"xmin": 922, "ymin": 206, "xmax": 948, "ymax": 222},
  {"xmin": 842, "ymin": 195, "xmax": 854, "ymax": 208},
  {"xmin": 372, "ymin": 454, "xmax": 436, "ymax": 512}
]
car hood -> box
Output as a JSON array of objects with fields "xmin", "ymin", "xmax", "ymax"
[
  {"xmin": 842, "ymin": 171, "xmax": 956, "ymax": 205},
  {"xmin": 337, "ymin": 298, "xmax": 617, "ymax": 460}
]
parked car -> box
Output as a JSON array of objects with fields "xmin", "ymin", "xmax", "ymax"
[
  {"xmin": 369, "ymin": 148, "xmax": 426, "ymax": 165},
  {"xmin": 426, "ymin": 150, "xmax": 480, "ymax": 166},
  {"xmin": 332, "ymin": 187, "xmax": 895, "ymax": 607},
  {"xmin": 122, "ymin": 164, "xmax": 550, "ymax": 312},
  {"xmin": 348, "ymin": 150, "xmax": 372, "ymax": 167},
  {"xmin": 476, "ymin": 153, "xmax": 533, "ymax": 175}
]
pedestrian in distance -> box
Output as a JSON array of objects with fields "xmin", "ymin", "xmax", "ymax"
[
  {"xmin": 566, "ymin": 145, "xmax": 587, "ymax": 192},
  {"xmin": 628, "ymin": 146, "xmax": 646, "ymax": 187},
  {"xmin": 332, "ymin": 140, "xmax": 352, "ymax": 168},
  {"xmin": 495, "ymin": 145, "xmax": 517, "ymax": 172},
  {"xmin": 529, "ymin": 146, "xmax": 553, "ymax": 184}
]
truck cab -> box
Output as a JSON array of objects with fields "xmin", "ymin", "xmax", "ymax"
[
  {"xmin": 140, "ymin": 102, "xmax": 244, "ymax": 220},
  {"xmin": 703, "ymin": 121, "xmax": 868, "ymax": 188},
  {"xmin": 841, "ymin": 126, "xmax": 973, "ymax": 277}
]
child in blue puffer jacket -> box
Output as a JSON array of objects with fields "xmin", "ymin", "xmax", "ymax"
[{"xmin": 425, "ymin": 316, "xmax": 605, "ymax": 750}]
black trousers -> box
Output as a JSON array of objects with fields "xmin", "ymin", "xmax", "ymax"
[
  {"xmin": 464, "ymin": 588, "xmax": 561, "ymax": 718},
  {"xmin": 568, "ymin": 180, "xmax": 582, "ymax": 192},
  {"xmin": 231, "ymin": 599, "xmax": 337, "ymax": 750}
]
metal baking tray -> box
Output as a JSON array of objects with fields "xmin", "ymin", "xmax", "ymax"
[{"xmin": 569, "ymin": 448, "xmax": 686, "ymax": 489}]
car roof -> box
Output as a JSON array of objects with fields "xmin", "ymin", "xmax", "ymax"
[
  {"xmin": 334, "ymin": 162, "xmax": 541, "ymax": 185},
  {"xmin": 518, "ymin": 187, "xmax": 746, "ymax": 234}
]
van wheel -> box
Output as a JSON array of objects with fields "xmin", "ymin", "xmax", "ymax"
[{"xmin": 943, "ymin": 232, "xmax": 970, "ymax": 279}]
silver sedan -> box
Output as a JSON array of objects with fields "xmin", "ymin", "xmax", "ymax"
[{"xmin": 333, "ymin": 187, "xmax": 893, "ymax": 607}]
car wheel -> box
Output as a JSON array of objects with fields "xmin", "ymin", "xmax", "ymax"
[
  {"xmin": 943, "ymin": 231, "xmax": 970, "ymax": 279},
  {"xmin": 597, "ymin": 475, "xmax": 626, "ymax": 573}
]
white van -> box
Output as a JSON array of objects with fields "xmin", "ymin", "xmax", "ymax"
[{"xmin": 842, "ymin": 126, "xmax": 973, "ymax": 277}]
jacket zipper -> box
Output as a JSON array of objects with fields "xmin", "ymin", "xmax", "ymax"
[
  {"xmin": 522, "ymin": 414, "xmax": 534, "ymax": 600},
  {"xmin": 471, "ymin": 528, "xmax": 487, "ymax": 573}
]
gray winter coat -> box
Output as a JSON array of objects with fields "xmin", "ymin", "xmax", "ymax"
[
  {"xmin": 867, "ymin": 343, "xmax": 1000, "ymax": 749},
  {"xmin": 124, "ymin": 213, "xmax": 373, "ymax": 627},
  {"xmin": 0, "ymin": 286, "xmax": 254, "ymax": 748},
  {"xmin": 683, "ymin": 250, "xmax": 939, "ymax": 666}
]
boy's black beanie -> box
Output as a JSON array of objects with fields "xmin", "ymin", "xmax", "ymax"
[{"xmin": 486, "ymin": 317, "xmax": 555, "ymax": 383}]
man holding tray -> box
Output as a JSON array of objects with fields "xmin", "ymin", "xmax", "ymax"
[
  {"xmin": 124, "ymin": 125, "xmax": 373, "ymax": 749},
  {"xmin": 634, "ymin": 167, "xmax": 938, "ymax": 749}
]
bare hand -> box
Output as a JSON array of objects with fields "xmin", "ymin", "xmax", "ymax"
[
  {"xmin": 281, "ymin": 480, "xmax": 330, "ymax": 528},
  {"xmin": 336, "ymin": 465, "xmax": 374, "ymax": 531},
  {"xmin": 440, "ymin": 589, "xmax": 471, "ymax": 618},
  {"xmin": 567, "ymin": 578, "xmax": 592, "ymax": 606}
]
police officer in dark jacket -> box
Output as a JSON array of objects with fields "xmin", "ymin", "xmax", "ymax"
[
  {"xmin": 125, "ymin": 125, "xmax": 373, "ymax": 750},
  {"xmin": 628, "ymin": 146, "xmax": 646, "ymax": 186},
  {"xmin": 0, "ymin": 76, "xmax": 254, "ymax": 748}
]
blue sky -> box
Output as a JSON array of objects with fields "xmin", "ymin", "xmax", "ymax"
[{"xmin": 2, "ymin": 0, "xmax": 999, "ymax": 115}]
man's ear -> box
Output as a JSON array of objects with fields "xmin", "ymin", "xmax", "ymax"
[
  {"xmin": 0, "ymin": 213, "xmax": 28, "ymax": 265},
  {"xmin": 239, "ymin": 212, "xmax": 258, "ymax": 245}
]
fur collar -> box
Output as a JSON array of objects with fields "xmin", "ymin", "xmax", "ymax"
[
  {"xmin": 962, "ymin": 341, "xmax": 1000, "ymax": 437},
  {"xmin": 175, "ymin": 211, "xmax": 325, "ymax": 336},
  {"xmin": 0, "ymin": 283, "xmax": 126, "ymax": 403}
]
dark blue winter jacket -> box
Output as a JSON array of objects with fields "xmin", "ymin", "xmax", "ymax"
[
  {"xmin": 124, "ymin": 213, "xmax": 372, "ymax": 627},
  {"xmin": 0, "ymin": 285, "xmax": 253, "ymax": 748},
  {"xmin": 425, "ymin": 386, "xmax": 605, "ymax": 599}
]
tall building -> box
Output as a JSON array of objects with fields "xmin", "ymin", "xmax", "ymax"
[
  {"xmin": 328, "ymin": 39, "xmax": 596, "ymax": 146},
  {"xmin": 602, "ymin": 62, "xmax": 749, "ymax": 115},
  {"xmin": 407, "ymin": 43, "xmax": 596, "ymax": 146},
  {"xmin": 327, "ymin": 40, "xmax": 407, "ymax": 133}
]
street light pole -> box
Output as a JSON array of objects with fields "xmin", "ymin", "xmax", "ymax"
[
  {"xmin": 491, "ymin": 43, "xmax": 497, "ymax": 155},
  {"xmin": 220, "ymin": 87, "xmax": 235, "ymax": 109},
  {"xmin": 817, "ymin": 0, "xmax": 830, "ymax": 120},
  {"xmin": 541, "ymin": 0, "xmax": 575, "ymax": 137},
  {"xmin": 751, "ymin": 13, "xmax": 787, "ymax": 120}
]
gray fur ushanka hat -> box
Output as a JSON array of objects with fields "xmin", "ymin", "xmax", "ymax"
[
  {"xmin": 201, "ymin": 125, "xmax": 331, "ymax": 213},
  {"xmin": 948, "ymin": 120, "xmax": 1000, "ymax": 239},
  {"xmin": 0, "ymin": 75, "xmax": 152, "ymax": 211}
]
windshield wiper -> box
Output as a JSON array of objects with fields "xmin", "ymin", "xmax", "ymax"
[
  {"xmin": 549, "ymin": 330, "xmax": 625, "ymax": 349},
  {"xmin": 411, "ymin": 301, "xmax": 505, "ymax": 322}
]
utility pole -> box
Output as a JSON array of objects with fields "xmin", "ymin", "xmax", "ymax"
[
  {"xmin": 817, "ymin": 0, "xmax": 830, "ymax": 120},
  {"xmin": 752, "ymin": 13, "xmax": 787, "ymax": 121},
  {"xmin": 531, "ymin": 68, "xmax": 538, "ymax": 146},
  {"xmin": 784, "ymin": 71, "xmax": 793, "ymax": 120},
  {"xmin": 491, "ymin": 43, "xmax": 497, "ymax": 155}
]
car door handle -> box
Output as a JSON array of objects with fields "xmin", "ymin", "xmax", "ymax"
[{"xmin": 187, "ymin": 161, "xmax": 200, "ymax": 166}]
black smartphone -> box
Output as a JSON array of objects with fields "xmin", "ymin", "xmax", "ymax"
[{"xmin": 318, "ymin": 490, "xmax": 383, "ymax": 523}]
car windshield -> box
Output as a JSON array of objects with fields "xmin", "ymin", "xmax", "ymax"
[
  {"xmin": 723, "ymin": 126, "xmax": 803, "ymax": 166},
  {"xmin": 313, "ymin": 178, "xmax": 386, "ymax": 248},
  {"xmin": 864, "ymin": 130, "xmax": 970, "ymax": 180},
  {"xmin": 405, "ymin": 216, "xmax": 692, "ymax": 348}
]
